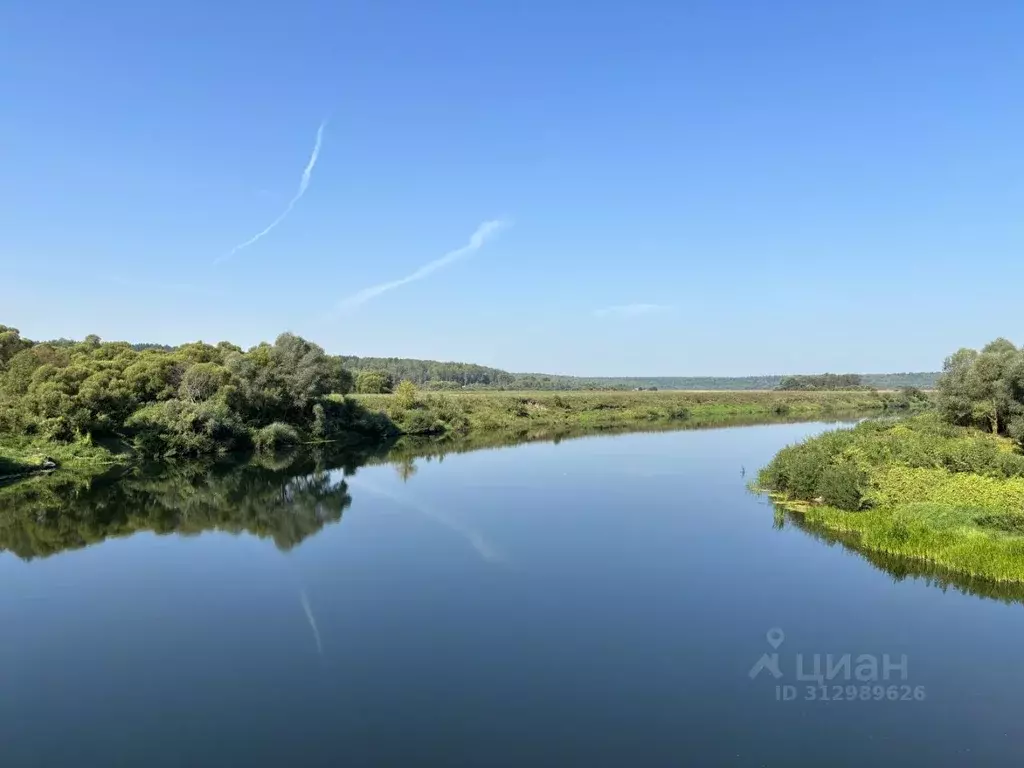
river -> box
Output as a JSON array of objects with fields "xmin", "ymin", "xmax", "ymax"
[{"xmin": 2, "ymin": 419, "xmax": 1023, "ymax": 766}]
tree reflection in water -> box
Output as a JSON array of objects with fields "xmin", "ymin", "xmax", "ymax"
[{"xmin": 0, "ymin": 444, "xmax": 388, "ymax": 560}]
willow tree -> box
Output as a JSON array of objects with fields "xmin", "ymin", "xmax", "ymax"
[{"xmin": 938, "ymin": 338, "xmax": 1024, "ymax": 439}]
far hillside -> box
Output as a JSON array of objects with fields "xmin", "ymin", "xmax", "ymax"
[{"xmin": 340, "ymin": 355, "xmax": 939, "ymax": 391}]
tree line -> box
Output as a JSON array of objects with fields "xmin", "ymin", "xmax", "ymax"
[
  {"xmin": 0, "ymin": 324, "xmax": 393, "ymax": 457},
  {"xmin": 776, "ymin": 373, "xmax": 868, "ymax": 391},
  {"xmin": 340, "ymin": 356, "xmax": 517, "ymax": 388},
  {"xmin": 341, "ymin": 357, "xmax": 940, "ymax": 392}
]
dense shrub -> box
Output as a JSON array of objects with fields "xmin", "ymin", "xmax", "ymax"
[
  {"xmin": 395, "ymin": 380, "xmax": 418, "ymax": 409},
  {"xmin": 759, "ymin": 414, "xmax": 1024, "ymax": 506},
  {"xmin": 253, "ymin": 422, "xmax": 301, "ymax": 452},
  {"xmin": 127, "ymin": 399, "xmax": 249, "ymax": 456},
  {"xmin": 0, "ymin": 326, "xmax": 376, "ymax": 457},
  {"xmin": 423, "ymin": 394, "xmax": 470, "ymax": 434},
  {"xmin": 397, "ymin": 409, "xmax": 441, "ymax": 434},
  {"xmin": 816, "ymin": 460, "xmax": 866, "ymax": 511},
  {"xmin": 355, "ymin": 370, "xmax": 394, "ymax": 394},
  {"xmin": 179, "ymin": 362, "xmax": 231, "ymax": 403}
]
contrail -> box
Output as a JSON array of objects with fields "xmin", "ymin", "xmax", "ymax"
[
  {"xmin": 332, "ymin": 219, "xmax": 509, "ymax": 313},
  {"xmin": 215, "ymin": 120, "xmax": 327, "ymax": 264},
  {"xmin": 299, "ymin": 588, "xmax": 323, "ymax": 656}
]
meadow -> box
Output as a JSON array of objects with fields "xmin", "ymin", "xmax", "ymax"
[{"xmin": 351, "ymin": 388, "xmax": 927, "ymax": 439}]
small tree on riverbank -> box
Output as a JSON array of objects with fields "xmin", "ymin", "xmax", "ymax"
[{"xmin": 938, "ymin": 338, "xmax": 1024, "ymax": 442}]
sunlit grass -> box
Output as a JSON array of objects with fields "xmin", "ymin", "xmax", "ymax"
[
  {"xmin": 760, "ymin": 414, "xmax": 1024, "ymax": 583},
  {"xmin": 0, "ymin": 434, "xmax": 123, "ymax": 481}
]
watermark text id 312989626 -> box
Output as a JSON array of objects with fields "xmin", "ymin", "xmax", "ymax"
[{"xmin": 748, "ymin": 628, "xmax": 926, "ymax": 703}]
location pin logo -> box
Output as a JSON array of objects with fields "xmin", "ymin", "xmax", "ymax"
[{"xmin": 766, "ymin": 627, "xmax": 785, "ymax": 649}]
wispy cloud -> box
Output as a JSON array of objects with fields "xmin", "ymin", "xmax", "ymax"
[
  {"xmin": 214, "ymin": 120, "xmax": 327, "ymax": 265},
  {"xmin": 298, "ymin": 589, "xmax": 323, "ymax": 656},
  {"xmin": 333, "ymin": 219, "xmax": 509, "ymax": 313},
  {"xmin": 594, "ymin": 303, "xmax": 674, "ymax": 317},
  {"xmin": 347, "ymin": 476, "xmax": 505, "ymax": 564}
]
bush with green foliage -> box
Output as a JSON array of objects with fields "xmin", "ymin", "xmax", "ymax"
[
  {"xmin": 0, "ymin": 324, "xmax": 381, "ymax": 458},
  {"xmin": 253, "ymin": 422, "xmax": 301, "ymax": 452},
  {"xmin": 395, "ymin": 380, "xmax": 418, "ymax": 408},
  {"xmin": 355, "ymin": 369, "xmax": 394, "ymax": 394},
  {"xmin": 759, "ymin": 410, "xmax": 1024, "ymax": 582}
]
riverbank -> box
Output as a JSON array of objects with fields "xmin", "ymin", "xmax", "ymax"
[
  {"xmin": 758, "ymin": 413, "xmax": 1024, "ymax": 583},
  {"xmin": 0, "ymin": 388, "xmax": 927, "ymax": 484},
  {"xmin": 352, "ymin": 388, "xmax": 926, "ymax": 438},
  {"xmin": 0, "ymin": 435, "xmax": 125, "ymax": 483},
  {"xmin": 0, "ymin": 410, "xmax": 892, "ymax": 562}
]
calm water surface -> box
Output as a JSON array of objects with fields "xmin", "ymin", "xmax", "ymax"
[{"xmin": 3, "ymin": 420, "xmax": 1024, "ymax": 767}]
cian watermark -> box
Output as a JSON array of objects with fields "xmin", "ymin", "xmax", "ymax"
[{"xmin": 748, "ymin": 627, "xmax": 926, "ymax": 702}]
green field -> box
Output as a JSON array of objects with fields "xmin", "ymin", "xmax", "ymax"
[{"xmin": 352, "ymin": 388, "xmax": 928, "ymax": 439}]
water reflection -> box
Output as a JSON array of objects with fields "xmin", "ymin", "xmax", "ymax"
[
  {"xmin": 771, "ymin": 502, "xmax": 1024, "ymax": 604},
  {"xmin": 1, "ymin": 412, "xmax": 856, "ymax": 562},
  {"xmin": 9, "ymin": 414, "xmax": 1018, "ymax": 609},
  {"xmin": 349, "ymin": 474, "xmax": 505, "ymax": 563},
  {"xmin": 0, "ymin": 449, "xmax": 365, "ymax": 560}
]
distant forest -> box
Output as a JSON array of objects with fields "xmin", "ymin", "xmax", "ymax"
[
  {"xmin": 340, "ymin": 356, "xmax": 518, "ymax": 388},
  {"xmin": 339, "ymin": 355, "xmax": 939, "ymax": 391}
]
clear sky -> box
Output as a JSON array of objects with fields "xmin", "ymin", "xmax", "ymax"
[{"xmin": 2, "ymin": 1, "xmax": 1022, "ymax": 376}]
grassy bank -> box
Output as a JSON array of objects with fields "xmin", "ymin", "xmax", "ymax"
[
  {"xmin": 353, "ymin": 388, "xmax": 926, "ymax": 438},
  {"xmin": 0, "ymin": 435, "xmax": 124, "ymax": 482},
  {"xmin": 376, "ymin": 410, "xmax": 873, "ymax": 470},
  {"xmin": 758, "ymin": 413, "xmax": 1024, "ymax": 583},
  {"xmin": 0, "ymin": 387, "xmax": 925, "ymax": 487}
]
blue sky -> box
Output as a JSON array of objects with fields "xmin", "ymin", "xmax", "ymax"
[{"xmin": 2, "ymin": 0, "xmax": 1022, "ymax": 376}]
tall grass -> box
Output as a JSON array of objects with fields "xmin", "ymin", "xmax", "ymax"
[
  {"xmin": 0, "ymin": 434, "xmax": 123, "ymax": 481},
  {"xmin": 758, "ymin": 413, "xmax": 1024, "ymax": 583}
]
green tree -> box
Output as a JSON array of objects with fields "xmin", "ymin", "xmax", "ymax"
[
  {"xmin": 355, "ymin": 369, "xmax": 394, "ymax": 394},
  {"xmin": 938, "ymin": 338, "xmax": 1024, "ymax": 439},
  {"xmin": 226, "ymin": 333, "xmax": 352, "ymax": 425},
  {"xmin": 178, "ymin": 362, "xmax": 231, "ymax": 403},
  {"xmin": 0, "ymin": 325, "xmax": 32, "ymax": 370},
  {"xmin": 395, "ymin": 379, "xmax": 418, "ymax": 408},
  {"xmin": 0, "ymin": 323, "xmax": 388, "ymax": 456}
]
